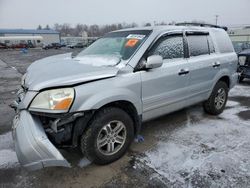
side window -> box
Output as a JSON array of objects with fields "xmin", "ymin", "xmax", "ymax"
[
  {"xmin": 187, "ymin": 35, "xmax": 209, "ymax": 56},
  {"xmin": 149, "ymin": 35, "xmax": 184, "ymax": 59},
  {"xmin": 207, "ymin": 35, "xmax": 215, "ymax": 53}
]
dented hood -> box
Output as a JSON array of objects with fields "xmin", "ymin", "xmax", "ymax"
[{"xmin": 25, "ymin": 53, "xmax": 120, "ymax": 91}]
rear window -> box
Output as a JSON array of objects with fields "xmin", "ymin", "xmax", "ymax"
[
  {"xmin": 187, "ymin": 35, "xmax": 209, "ymax": 56},
  {"xmin": 213, "ymin": 30, "xmax": 234, "ymax": 53}
]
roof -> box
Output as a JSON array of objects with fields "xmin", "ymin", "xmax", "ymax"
[
  {"xmin": 116, "ymin": 25, "xmax": 183, "ymax": 32},
  {"xmin": 0, "ymin": 36, "xmax": 43, "ymax": 41},
  {"xmin": 176, "ymin": 22, "xmax": 228, "ymax": 31},
  {"xmin": 114, "ymin": 25, "xmax": 222, "ymax": 35},
  {"xmin": 0, "ymin": 29, "xmax": 59, "ymax": 34}
]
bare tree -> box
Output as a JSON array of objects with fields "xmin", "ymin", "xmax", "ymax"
[
  {"xmin": 50, "ymin": 22, "xmax": 156, "ymax": 37},
  {"xmin": 45, "ymin": 24, "xmax": 50, "ymax": 30},
  {"xmin": 60, "ymin": 23, "xmax": 72, "ymax": 36},
  {"xmin": 75, "ymin": 24, "xmax": 88, "ymax": 36},
  {"xmin": 37, "ymin": 25, "xmax": 42, "ymax": 30},
  {"xmin": 53, "ymin": 23, "xmax": 62, "ymax": 32},
  {"xmin": 144, "ymin": 23, "xmax": 152, "ymax": 27}
]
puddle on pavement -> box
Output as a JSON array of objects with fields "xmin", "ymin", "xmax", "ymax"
[
  {"xmin": 237, "ymin": 110, "xmax": 250, "ymax": 121},
  {"xmin": 229, "ymin": 96, "xmax": 250, "ymax": 107}
]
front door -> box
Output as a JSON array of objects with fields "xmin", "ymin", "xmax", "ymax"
[{"xmin": 141, "ymin": 33, "xmax": 190, "ymax": 121}]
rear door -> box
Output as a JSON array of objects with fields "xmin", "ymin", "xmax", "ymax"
[
  {"xmin": 141, "ymin": 32, "xmax": 190, "ymax": 121},
  {"xmin": 185, "ymin": 31, "xmax": 219, "ymax": 105}
]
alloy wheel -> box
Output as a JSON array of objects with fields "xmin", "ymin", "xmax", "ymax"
[
  {"xmin": 214, "ymin": 88, "xmax": 226, "ymax": 110},
  {"xmin": 97, "ymin": 120, "xmax": 127, "ymax": 156}
]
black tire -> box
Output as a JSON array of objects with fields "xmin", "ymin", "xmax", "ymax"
[
  {"xmin": 203, "ymin": 81, "xmax": 228, "ymax": 115},
  {"xmin": 81, "ymin": 107, "xmax": 134, "ymax": 165}
]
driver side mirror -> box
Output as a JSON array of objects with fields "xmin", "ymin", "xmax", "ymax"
[{"xmin": 145, "ymin": 55, "xmax": 163, "ymax": 69}]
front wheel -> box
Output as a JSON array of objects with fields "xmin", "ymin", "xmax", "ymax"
[
  {"xmin": 81, "ymin": 107, "xmax": 134, "ymax": 165},
  {"xmin": 203, "ymin": 81, "xmax": 228, "ymax": 115}
]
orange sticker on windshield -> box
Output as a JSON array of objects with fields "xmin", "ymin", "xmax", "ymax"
[{"xmin": 125, "ymin": 39, "xmax": 139, "ymax": 47}]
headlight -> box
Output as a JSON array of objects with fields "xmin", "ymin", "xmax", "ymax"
[{"xmin": 29, "ymin": 88, "xmax": 75, "ymax": 113}]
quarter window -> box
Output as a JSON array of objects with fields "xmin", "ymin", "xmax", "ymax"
[
  {"xmin": 213, "ymin": 30, "xmax": 234, "ymax": 53},
  {"xmin": 149, "ymin": 35, "xmax": 184, "ymax": 59},
  {"xmin": 187, "ymin": 35, "xmax": 209, "ymax": 56}
]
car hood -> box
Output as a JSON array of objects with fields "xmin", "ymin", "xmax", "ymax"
[{"xmin": 24, "ymin": 53, "xmax": 120, "ymax": 91}]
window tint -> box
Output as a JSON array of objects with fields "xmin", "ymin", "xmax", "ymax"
[
  {"xmin": 187, "ymin": 35, "xmax": 209, "ymax": 56},
  {"xmin": 149, "ymin": 35, "xmax": 184, "ymax": 59},
  {"xmin": 207, "ymin": 36, "xmax": 215, "ymax": 53}
]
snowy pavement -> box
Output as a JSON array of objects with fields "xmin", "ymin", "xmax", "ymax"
[
  {"xmin": 0, "ymin": 132, "xmax": 18, "ymax": 169},
  {"xmin": 135, "ymin": 84, "xmax": 250, "ymax": 187}
]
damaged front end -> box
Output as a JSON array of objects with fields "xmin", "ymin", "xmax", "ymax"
[
  {"xmin": 13, "ymin": 110, "xmax": 71, "ymax": 171},
  {"xmin": 11, "ymin": 86, "xmax": 88, "ymax": 171}
]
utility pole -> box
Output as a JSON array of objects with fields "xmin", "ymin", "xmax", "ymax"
[{"xmin": 215, "ymin": 15, "xmax": 219, "ymax": 25}]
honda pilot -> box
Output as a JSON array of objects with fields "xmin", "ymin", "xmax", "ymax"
[{"xmin": 12, "ymin": 26, "xmax": 238, "ymax": 170}]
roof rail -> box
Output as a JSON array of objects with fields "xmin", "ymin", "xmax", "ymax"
[{"xmin": 175, "ymin": 22, "xmax": 228, "ymax": 31}]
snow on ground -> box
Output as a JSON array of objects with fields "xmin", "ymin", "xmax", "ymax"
[
  {"xmin": 0, "ymin": 149, "xmax": 18, "ymax": 169},
  {"xmin": 78, "ymin": 157, "xmax": 92, "ymax": 168},
  {"xmin": 139, "ymin": 85, "xmax": 250, "ymax": 187},
  {"xmin": 0, "ymin": 132, "xmax": 14, "ymax": 151},
  {"xmin": 229, "ymin": 84, "xmax": 250, "ymax": 97},
  {"xmin": 0, "ymin": 132, "xmax": 19, "ymax": 169}
]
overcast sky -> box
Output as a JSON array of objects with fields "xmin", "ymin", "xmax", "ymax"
[{"xmin": 0, "ymin": 0, "xmax": 250, "ymax": 29}]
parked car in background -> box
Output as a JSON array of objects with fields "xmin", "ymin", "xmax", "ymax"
[
  {"xmin": 232, "ymin": 41, "xmax": 250, "ymax": 53},
  {"xmin": 238, "ymin": 49, "xmax": 250, "ymax": 82},
  {"xmin": 43, "ymin": 43, "xmax": 62, "ymax": 50},
  {"xmin": 11, "ymin": 43, "xmax": 28, "ymax": 49},
  {"xmin": 60, "ymin": 42, "xmax": 66, "ymax": 47},
  {"xmin": 0, "ymin": 43, "xmax": 8, "ymax": 49},
  {"xmin": 12, "ymin": 25, "xmax": 238, "ymax": 171},
  {"xmin": 42, "ymin": 43, "xmax": 52, "ymax": 49},
  {"xmin": 67, "ymin": 42, "xmax": 85, "ymax": 48}
]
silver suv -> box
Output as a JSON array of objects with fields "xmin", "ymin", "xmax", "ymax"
[{"xmin": 12, "ymin": 26, "xmax": 238, "ymax": 170}]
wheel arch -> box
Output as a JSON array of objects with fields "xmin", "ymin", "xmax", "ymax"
[
  {"xmin": 73, "ymin": 100, "xmax": 142, "ymax": 148},
  {"xmin": 206, "ymin": 74, "xmax": 231, "ymax": 100},
  {"xmin": 218, "ymin": 75, "xmax": 230, "ymax": 88},
  {"xmin": 99, "ymin": 100, "xmax": 142, "ymax": 136}
]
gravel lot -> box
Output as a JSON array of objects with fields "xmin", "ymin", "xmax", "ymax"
[{"xmin": 0, "ymin": 49, "xmax": 250, "ymax": 188}]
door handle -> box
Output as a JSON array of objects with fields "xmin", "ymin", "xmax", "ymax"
[
  {"xmin": 212, "ymin": 62, "xmax": 221, "ymax": 68},
  {"xmin": 178, "ymin": 69, "xmax": 189, "ymax": 75}
]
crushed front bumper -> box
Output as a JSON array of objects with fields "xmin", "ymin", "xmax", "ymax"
[{"xmin": 12, "ymin": 110, "xmax": 71, "ymax": 171}]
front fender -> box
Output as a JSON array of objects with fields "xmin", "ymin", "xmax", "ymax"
[{"xmin": 71, "ymin": 87, "xmax": 142, "ymax": 115}]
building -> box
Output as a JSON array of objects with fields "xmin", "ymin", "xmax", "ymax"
[
  {"xmin": 228, "ymin": 27, "xmax": 250, "ymax": 52},
  {"xmin": 0, "ymin": 29, "xmax": 60, "ymax": 47}
]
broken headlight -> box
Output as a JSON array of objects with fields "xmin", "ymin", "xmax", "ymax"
[{"xmin": 29, "ymin": 88, "xmax": 75, "ymax": 113}]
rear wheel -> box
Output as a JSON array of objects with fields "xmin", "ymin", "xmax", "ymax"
[
  {"xmin": 203, "ymin": 81, "xmax": 228, "ymax": 115},
  {"xmin": 81, "ymin": 107, "xmax": 134, "ymax": 165}
]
